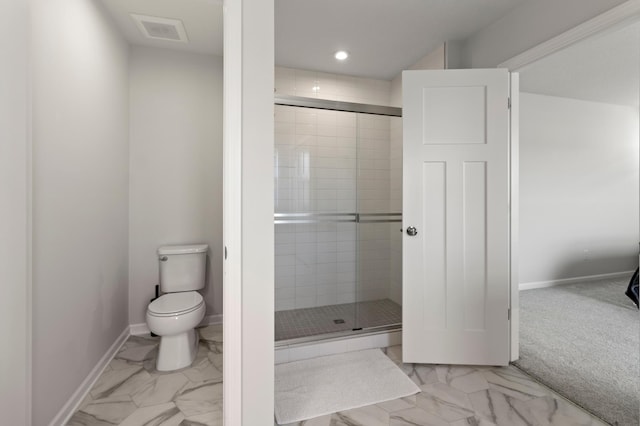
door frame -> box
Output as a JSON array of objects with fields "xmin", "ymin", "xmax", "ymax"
[
  {"xmin": 223, "ymin": 0, "xmax": 275, "ymax": 424},
  {"xmin": 499, "ymin": 0, "xmax": 640, "ymax": 362},
  {"xmin": 509, "ymin": 73, "xmax": 519, "ymax": 361}
]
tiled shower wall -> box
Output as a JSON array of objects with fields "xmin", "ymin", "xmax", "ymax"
[
  {"xmin": 274, "ymin": 67, "xmax": 402, "ymax": 311},
  {"xmin": 275, "ymin": 105, "xmax": 359, "ymax": 311}
]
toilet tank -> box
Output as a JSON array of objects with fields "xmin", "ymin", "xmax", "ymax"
[{"xmin": 158, "ymin": 244, "xmax": 208, "ymax": 292}]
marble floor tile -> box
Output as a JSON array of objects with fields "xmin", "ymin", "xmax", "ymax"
[
  {"xmin": 115, "ymin": 343, "xmax": 158, "ymax": 363},
  {"xmin": 68, "ymin": 325, "xmax": 223, "ymax": 426},
  {"xmin": 123, "ymin": 335, "xmax": 159, "ymax": 347},
  {"xmin": 71, "ymin": 326, "xmax": 606, "ymax": 426},
  {"xmin": 207, "ymin": 351, "xmax": 223, "ymax": 370},
  {"xmin": 182, "ymin": 410, "xmax": 225, "ymax": 426},
  {"xmin": 67, "ymin": 395, "xmax": 137, "ymax": 426},
  {"xmin": 278, "ymin": 414, "xmax": 332, "ymax": 426},
  {"xmin": 436, "ymin": 366, "xmax": 489, "ymax": 394},
  {"xmin": 482, "ymin": 368, "xmax": 548, "ymax": 401},
  {"xmin": 331, "ymin": 404, "xmax": 390, "ymax": 426},
  {"xmin": 182, "ymin": 357, "xmax": 222, "ymax": 383},
  {"xmin": 198, "ymin": 325, "xmax": 222, "ymax": 344},
  {"xmin": 109, "ymin": 358, "xmax": 139, "ymax": 371},
  {"xmin": 90, "ymin": 366, "xmax": 151, "ymax": 400},
  {"xmin": 389, "ymin": 406, "xmax": 449, "ymax": 426},
  {"xmin": 376, "ymin": 395, "xmax": 417, "ymax": 413},
  {"xmin": 131, "ymin": 372, "xmax": 189, "ymax": 408},
  {"xmin": 67, "ymin": 411, "xmax": 118, "ymax": 426},
  {"xmin": 205, "ymin": 340, "xmax": 223, "ymax": 356},
  {"xmin": 526, "ymin": 396, "xmax": 608, "ymax": 426},
  {"xmin": 449, "ymin": 416, "xmax": 497, "ymax": 426},
  {"xmin": 468, "ymin": 389, "xmax": 539, "ymax": 426},
  {"xmin": 118, "ymin": 402, "xmax": 184, "ymax": 426},
  {"xmin": 384, "ymin": 345, "xmax": 403, "ymax": 363},
  {"xmin": 174, "ymin": 379, "xmax": 223, "ymax": 417},
  {"xmin": 416, "ymin": 382, "xmax": 475, "ymax": 422},
  {"xmin": 399, "ymin": 362, "xmax": 440, "ymax": 388}
]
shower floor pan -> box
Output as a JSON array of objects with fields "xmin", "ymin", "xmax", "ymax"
[{"xmin": 275, "ymin": 298, "xmax": 402, "ymax": 342}]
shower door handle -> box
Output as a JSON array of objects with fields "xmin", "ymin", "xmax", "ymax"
[{"xmin": 406, "ymin": 226, "xmax": 418, "ymax": 236}]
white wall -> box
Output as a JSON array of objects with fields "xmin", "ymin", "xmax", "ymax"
[
  {"xmin": 275, "ymin": 66, "xmax": 391, "ymax": 104},
  {"xmin": 389, "ymin": 44, "xmax": 445, "ymax": 108},
  {"xmin": 0, "ymin": 1, "xmax": 30, "ymax": 424},
  {"xmin": 462, "ymin": 0, "xmax": 629, "ymax": 68},
  {"xmin": 520, "ymin": 93, "xmax": 639, "ymax": 284},
  {"xmin": 30, "ymin": 0, "xmax": 130, "ymax": 424},
  {"xmin": 129, "ymin": 46, "xmax": 223, "ymax": 325}
]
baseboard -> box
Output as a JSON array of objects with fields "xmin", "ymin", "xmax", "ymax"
[
  {"xmin": 129, "ymin": 314, "xmax": 223, "ymax": 336},
  {"xmin": 519, "ymin": 271, "xmax": 634, "ymax": 291},
  {"xmin": 49, "ymin": 326, "xmax": 130, "ymax": 426}
]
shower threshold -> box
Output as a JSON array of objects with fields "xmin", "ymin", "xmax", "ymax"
[
  {"xmin": 275, "ymin": 298, "xmax": 402, "ymax": 345},
  {"xmin": 275, "ymin": 323, "xmax": 401, "ymax": 348}
]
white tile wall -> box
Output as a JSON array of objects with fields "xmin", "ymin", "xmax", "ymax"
[{"xmin": 274, "ymin": 68, "xmax": 402, "ymax": 312}]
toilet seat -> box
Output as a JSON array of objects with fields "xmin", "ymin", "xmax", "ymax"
[{"xmin": 148, "ymin": 292, "xmax": 204, "ymax": 317}]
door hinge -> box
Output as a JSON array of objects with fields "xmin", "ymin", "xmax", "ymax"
[
  {"xmin": 508, "ymin": 308, "xmax": 511, "ymax": 320},
  {"xmin": 508, "ymin": 97, "xmax": 511, "ymax": 109}
]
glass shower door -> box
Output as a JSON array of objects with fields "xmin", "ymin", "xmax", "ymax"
[
  {"xmin": 274, "ymin": 104, "xmax": 360, "ymax": 341},
  {"xmin": 353, "ymin": 113, "xmax": 403, "ymax": 332}
]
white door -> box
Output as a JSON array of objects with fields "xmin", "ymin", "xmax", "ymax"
[{"xmin": 402, "ymin": 69, "xmax": 513, "ymax": 366}]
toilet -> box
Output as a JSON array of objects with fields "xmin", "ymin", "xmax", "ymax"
[{"xmin": 146, "ymin": 244, "xmax": 208, "ymax": 371}]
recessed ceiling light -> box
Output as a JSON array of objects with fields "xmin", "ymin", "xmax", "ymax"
[{"xmin": 334, "ymin": 50, "xmax": 349, "ymax": 61}]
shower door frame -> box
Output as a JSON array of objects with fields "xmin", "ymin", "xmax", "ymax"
[{"xmin": 274, "ymin": 95, "xmax": 403, "ymax": 345}]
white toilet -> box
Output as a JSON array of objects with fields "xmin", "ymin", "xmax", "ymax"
[{"xmin": 146, "ymin": 244, "xmax": 208, "ymax": 371}]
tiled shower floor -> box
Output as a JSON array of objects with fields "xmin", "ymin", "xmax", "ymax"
[{"xmin": 275, "ymin": 298, "xmax": 402, "ymax": 341}]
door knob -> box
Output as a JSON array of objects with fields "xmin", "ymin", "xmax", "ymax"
[{"xmin": 406, "ymin": 226, "xmax": 418, "ymax": 236}]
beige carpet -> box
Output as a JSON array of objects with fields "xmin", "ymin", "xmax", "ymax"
[{"xmin": 515, "ymin": 278, "xmax": 639, "ymax": 426}]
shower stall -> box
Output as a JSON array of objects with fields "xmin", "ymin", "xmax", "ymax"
[{"xmin": 274, "ymin": 95, "xmax": 403, "ymax": 343}]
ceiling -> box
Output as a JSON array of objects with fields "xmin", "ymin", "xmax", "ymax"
[
  {"xmin": 99, "ymin": 0, "xmax": 527, "ymax": 79},
  {"xmin": 99, "ymin": 0, "xmax": 223, "ymax": 56},
  {"xmin": 274, "ymin": 0, "xmax": 526, "ymax": 79},
  {"xmin": 520, "ymin": 20, "xmax": 640, "ymax": 107},
  {"xmin": 99, "ymin": 0, "xmax": 640, "ymax": 107}
]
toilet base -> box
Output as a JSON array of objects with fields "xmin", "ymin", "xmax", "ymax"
[{"xmin": 156, "ymin": 328, "xmax": 199, "ymax": 371}]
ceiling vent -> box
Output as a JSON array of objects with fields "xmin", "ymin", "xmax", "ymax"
[{"xmin": 131, "ymin": 14, "xmax": 189, "ymax": 43}]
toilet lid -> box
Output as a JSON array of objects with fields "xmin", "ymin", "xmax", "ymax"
[{"xmin": 148, "ymin": 292, "xmax": 204, "ymax": 316}]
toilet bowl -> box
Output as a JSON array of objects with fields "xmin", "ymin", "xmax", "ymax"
[{"xmin": 147, "ymin": 291, "xmax": 205, "ymax": 371}]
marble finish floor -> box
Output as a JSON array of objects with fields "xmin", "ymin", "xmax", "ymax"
[
  {"xmin": 67, "ymin": 325, "xmax": 223, "ymax": 426},
  {"xmin": 277, "ymin": 345, "xmax": 609, "ymax": 426},
  {"xmin": 68, "ymin": 325, "xmax": 606, "ymax": 426}
]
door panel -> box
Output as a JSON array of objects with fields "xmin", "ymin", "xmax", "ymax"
[{"xmin": 403, "ymin": 69, "xmax": 511, "ymax": 366}]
